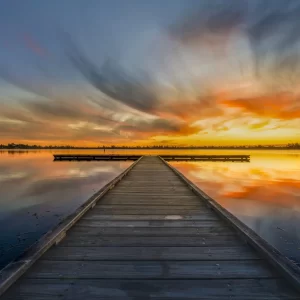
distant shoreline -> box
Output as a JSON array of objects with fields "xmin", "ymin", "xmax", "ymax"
[
  {"xmin": 1, "ymin": 147, "xmax": 300, "ymax": 150},
  {"xmin": 1, "ymin": 143, "xmax": 300, "ymax": 150}
]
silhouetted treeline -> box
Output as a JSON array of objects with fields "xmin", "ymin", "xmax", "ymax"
[
  {"xmin": 1, "ymin": 142, "xmax": 300, "ymax": 150},
  {"xmin": 0, "ymin": 143, "xmax": 76, "ymax": 149}
]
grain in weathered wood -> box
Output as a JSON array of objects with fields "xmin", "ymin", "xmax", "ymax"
[
  {"xmin": 90, "ymin": 207, "xmax": 209, "ymax": 215},
  {"xmin": 82, "ymin": 213, "xmax": 219, "ymax": 221},
  {"xmin": 24, "ymin": 260, "xmax": 276, "ymax": 279},
  {"xmin": 108, "ymin": 188, "xmax": 195, "ymax": 191},
  {"xmin": 93, "ymin": 204, "xmax": 205, "ymax": 210},
  {"xmin": 95, "ymin": 202, "xmax": 203, "ymax": 207},
  {"xmin": 69, "ymin": 226, "xmax": 233, "ymax": 236},
  {"xmin": 59, "ymin": 235, "xmax": 245, "ymax": 247},
  {"xmin": 43, "ymin": 246, "xmax": 259, "ymax": 261},
  {"xmin": 100, "ymin": 194, "xmax": 201, "ymax": 200},
  {"xmin": 108, "ymin": 191, "xmax": 196, "ymax": 196},
  {"xmin": 93, "ymin": 205, "xmax": 209, "ymax": 216},
  {"xmin": 3, "ymin": 279, "xmax": 298, "ymax": 300},
  {"xmin": 98, "ymin": 198, "xmax": 203, "ymax": 206},
  {"xmin": 75, "ymin": 219, "xmax": 223, "ymax": 228},
  {"xmin": 96, "ymin": 200, "xmax": 203, "ymax": 206},
  {"xmin": 102, "ymin": 193, "xmax": 200, "ymax": 198},
  {"xmin": 117, "ymin": 180, "xmax": 183, "ymax": 184}
]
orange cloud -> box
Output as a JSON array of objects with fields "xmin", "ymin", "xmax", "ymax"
[
  {"xmin": 221, "ymin": 92, "xmax": 300, "ymax": 120},
  {"xmin": 155, "ymin": 95, "xmax": 224, "ymax": 123},
  {"xmin": 172, "ymin": 160, "xmax": 300, "ymax": 210}
]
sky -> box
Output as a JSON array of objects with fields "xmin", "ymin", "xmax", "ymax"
[{"xmin": 0, "ymin": 0, "xmax": 300, "ymax": 146}]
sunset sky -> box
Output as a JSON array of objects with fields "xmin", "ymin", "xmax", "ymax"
[{"xmin": 1, "ymin": 0, "xmax": 300, "ymax": 146}]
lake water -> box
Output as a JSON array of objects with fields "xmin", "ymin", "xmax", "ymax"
[
  {"xmin": 0, "ymin": 150, "xmax": 132, "ymax": 269},
  {"xmin": 0, "ymin": 149, "xmax": 300, "ymax": 269}
]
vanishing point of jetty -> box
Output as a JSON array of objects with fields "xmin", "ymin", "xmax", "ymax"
[{"xmin": 1, "ymin": 156, "xmax": 300, "ymax": 299}]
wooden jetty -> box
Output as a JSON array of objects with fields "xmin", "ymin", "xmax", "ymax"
[
  {"xmin": 54, "ymin": 154, "xmax": 250, "ymax": 162},
  {"xmin": 161, "ymin": 154, "xmax": 250, "ymax": 161},
  {"xmin": 53, "ymin": 154, "xmax": 141, "ymax": 161},
  {"xmin": 1, "ymin": 156, "xmax": 300, "ymax": 299}
]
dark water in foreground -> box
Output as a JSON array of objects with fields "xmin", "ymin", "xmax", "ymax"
[
  {"xmin": 0, "ymin": 150, "xmax": 131, "ymax": 268},
  {"xmin": 0, "ymin": 149, "xmax": 300, "ymax": 269}
]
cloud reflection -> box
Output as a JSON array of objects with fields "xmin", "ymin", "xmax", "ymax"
[
  {"xmin": 0, "ymin": 151, "xmax": 131, "ymax": 268},
  {"xmin": 170, "ymin": 151, "xmax": 300, "ymax": 264}
]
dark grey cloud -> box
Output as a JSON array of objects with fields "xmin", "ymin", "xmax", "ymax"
[
  {"xmin": 117, "ymin": 117, "xmax": 201, "ymax": 137},
  {"xmin": 0, "ymin": 67, "xmax": 50, "ymax": 99},
  {"xmin": 0, "ymin": 94, "xmax": 202, "ymax": 141},
  {"xmin": 247, "ymin": 1, "xmax": 300, "ymax": 88},
  {"xmin": 0, "ymin": 96, "xmax": 123, "ymax": 142},
  {"xmin": 118, "ymin": 118, "xmax": 179, "ymax": 133},
  {"xmin": 169, "ymin": 0, "xmax": 246, "ymax": 42},
  {"xmin": 168, "ymin": 0, "xmax": 300, "ymax": 89},
  {"xmin": 64, "ymin": 34, "xmax": 159, "ymax": 114}
]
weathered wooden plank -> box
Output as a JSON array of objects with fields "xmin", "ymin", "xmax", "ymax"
[
  {"xmin": 123, "ymin": 177, "xmax": 181, "ymax": 180},
  {"xmin": 82, "ymin": 214, "xmax": 219, "ymax": 221},
  {"xmin": 117, "ymin": 181, "xmax": 184, "ymax": 184},
  {"xmin": 76, "ymin": 220, "xmax": 223, "ymax": 228},
  {"xmin": 88, "ymin": 208, "xmax": 210, "ymax": 215},
  {"xmin": 93, "ymin": 204, "xmax": 205, "ymax": 210},
  {"xmin": 111, "ymin": 186, "xmax": 191, "ymax": 190},
  {"xmin": 125, "ymin": 174, "xmax": 179, "ymax": 177},
  {"xmin": 124, "ymin": 170, "xmax": 179, "ymax": 173},
  {"xmin": 107, "ymin": 191, "xmax": 196, "ymax": 196},
  {"xmin": 69, "ymin": 226, "xmax": 233, "ymax": 236},
  {"xmin": 43, "ymin": 246, "xmax": 259, "ymax": 261},
  {"xmin": 3, "ymin": 279, "xmax": 298, "ymax": 300},
  {"xmin": 106, "ymin": 191, "xmax": 196, "ymax": 196},
  {"xmin": 25, "ymin": 260, "xmax": 277, "ymax": 279},
  {"xmin": 98, "ymin": 199, "xmax": 204, "ymax": 206},
  {"xmin": 96, "ymin": 201, "xmax": 204, "ymax": 206},
  {"xmin": 101, "ymin": 194, "xmax": 202, "ymax": 200},
  {"xmin": 59, "ymin": 235, "xmax": 244, "ymax": 247}
]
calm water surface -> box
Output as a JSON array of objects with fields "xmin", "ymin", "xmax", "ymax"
[
  {"xmin": 0, "ymin": 149, "xmax": 300, "ymax": 269},
  {"xmin": 170, "ymin": 150, "xmax": 300, "ymax": 266},
  {"xmin": 0, "ymin": 150, "xmax": 131, "ymax": 269}
]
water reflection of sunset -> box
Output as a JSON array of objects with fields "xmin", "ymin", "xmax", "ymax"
[
  {"xmin": 170, "ymin": 151, "xmax": 300, "ymax": 264},
  {"xmin": 0, "ymin": 151, "xmax": 131, "ymax": 268}
]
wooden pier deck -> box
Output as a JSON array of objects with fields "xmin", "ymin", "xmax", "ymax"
[
  {"xmin": 53, "ymin": 154, "xmax": 250, "ymax": 162},
  {"xmin": 1, "ymin": 156, "xmax": 300, "ymax": 299}
]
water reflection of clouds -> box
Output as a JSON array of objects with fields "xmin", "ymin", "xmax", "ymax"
[
  {"xmin": 171, "ymin": 153, "xmax": 300, "ymax": 264},
  {"xmin": 173, "ymin": 158, "xmax": 300, "ymax": 209},
  {"xmin": 66, "ymin": 166, "xmax": 117, "ymax": 178},
  {"xmin": 172, "ymin": 152, "xmax": 300, "ymax": 262},
  {"xmin": 0, "ymin": 172, "xmax": 28, "ymax": 181},
  {"xmin": 0, "ymin": 152, "xmax": 131, "ymax": 211},
  {"xmin": 0, "ymin": 152, "xmax": 131, "ymax": 268}
]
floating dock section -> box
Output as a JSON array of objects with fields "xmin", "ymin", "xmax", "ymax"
[
  {"xmin": 161, "ymin": 154, "xmax": 250, "ymax": 161},
  {"xmin": 1, "ymin": 156, "xmax": 299, "ymax": 299},
  {"xmin": 53, "ymin": 154, "xmax": 250, "ymax": 162},
  {"xmin": 53, "ymin": 154, "xmax": 141, "ymax": 161}
]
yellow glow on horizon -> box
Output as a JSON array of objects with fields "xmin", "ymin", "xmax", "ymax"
[{"xmin": 1, "ymin": 85, "xmax": 300, "ymax": 146}]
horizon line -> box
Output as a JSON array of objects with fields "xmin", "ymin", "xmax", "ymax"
[{"xmin": 1, "ymin": 142, "xmax": 300, "ymax": 149}]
